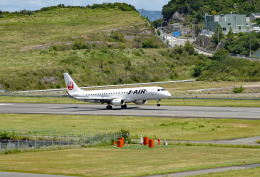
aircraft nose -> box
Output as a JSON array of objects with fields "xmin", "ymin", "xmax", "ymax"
[{"xmin": 165, "ymin": 91, "xmax": 171, "ymax": 98}]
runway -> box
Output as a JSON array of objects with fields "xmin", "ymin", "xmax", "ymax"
[{"xmin": 0, "ymin": 103, "xmax": 260, "ymax": 119}]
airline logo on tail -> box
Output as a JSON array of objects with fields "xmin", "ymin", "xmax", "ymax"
[{"xmin": 67, "ymin": 81, "xmax": 74, "ymax": 90}]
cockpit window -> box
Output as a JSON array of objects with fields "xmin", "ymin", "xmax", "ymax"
[{"xmin": 157, "ymin": 88, "xmax": 166, "ymax": 91}]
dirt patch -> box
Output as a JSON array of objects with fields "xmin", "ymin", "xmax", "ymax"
[
  {"xmin": 72, "ymin": 34, "xmax": 88, "ymax": 39},
  {"xmin": 41, "ymin": 77, "xmax": 58, "ymax": 84},
  {"xmin": 20, "ymin": 41, "xmax": 74, "ymax": 52}
]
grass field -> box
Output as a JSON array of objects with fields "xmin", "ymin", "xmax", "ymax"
[
  {"xmin": 0, "ymin": 145, "xmax": 260, "ymax": 177},
  {"xmin": 1, "ymin": 114, "xmax": 260, "ymax": 141}
]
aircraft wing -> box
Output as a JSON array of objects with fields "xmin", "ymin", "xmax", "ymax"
[{"xmin": 74, "ymin": 96, "xmax": 115, "ymax": 101}]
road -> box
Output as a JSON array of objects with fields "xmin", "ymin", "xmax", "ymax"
[
  {"xmin": 170, "ymin": 136, "xmax": 260, "ymax": 146},
  {"xmin": 159, "ymin": 30, "xmax": 213, "ymax": 56},
  {"xmin": 146, "ymin": 163, "xmax": 260, "ymax": 177},
  {"xmin": 0, "ymin": 103, "xmax": 260, "ymax": 119}
]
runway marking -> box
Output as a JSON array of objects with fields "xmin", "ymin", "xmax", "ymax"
[
  {"xmin": 0, "ymin": 103, "xmax": 13, "ymax": 106},
  {"xmin": 48, "ymin": 107, "xmax": 63, "ymax": 109}
]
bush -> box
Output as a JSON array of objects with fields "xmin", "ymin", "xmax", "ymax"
[
  {"xmin": 121, "ymin": 129, "xmax": 131, "ymax": 144},
  {"xmin": 142, "ymin": 38, "xmax": 158, "ymax": 48},
  {"xmin": 212, "ymin": 49, "xmax": 229, "ymax": 61},
  {"xmin": 233, "ymin": 86, "xmax": 245, "ymax": 93},
  {"xmin": 184, "ymin": 41, "xmax": 195, "ymax": 55},
  {"xmin": 72, "ymin": 41, "xmax": 88, "ymax": 50},
  {"xmin": 157, "ymin": 29, "xmax": 161, "ymax": 36},
  {"xmin": 110, "ymin": 31, "xmax": 125, "ymax": 42},
  {"xmin": 0, "ymin": 131, "xmax": 16, "ymax": 140}
]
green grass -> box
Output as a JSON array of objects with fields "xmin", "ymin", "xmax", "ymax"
[
  {"xmin": 0, "ymin": 145, "xmax": 260, "ymax": 177},
  {"xmin": 1, "ymin": 114, "xmax": 260, "ymax": 141},
  {"xmin": 195, "ymin": 167, "xmax": 260, "ymax": 177}
]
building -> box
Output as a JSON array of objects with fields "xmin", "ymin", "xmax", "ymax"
[
  {"xmin": 204, "ymin": 13, "xmax": 250, "ymax": 34},
  {"xmin": 250, "ymin": 13, "xmax": 260, "ymax": 21}
]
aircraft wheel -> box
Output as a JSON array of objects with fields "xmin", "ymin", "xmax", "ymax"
[
  {"xmin": 121, "ymin": 104, "xmax": 127, "ymax": 109},
  {"xmin": 106, "ymin": 105, "xmax": 112, "ymax": 110}
]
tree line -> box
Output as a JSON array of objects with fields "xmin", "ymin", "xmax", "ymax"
[
  {"xmin": 162, "ymin": 0, "xmax": 260, "ymax": 22},
  {"xmin": 0, "ymin": 3, "xmax": 136, "ymax": 17}
]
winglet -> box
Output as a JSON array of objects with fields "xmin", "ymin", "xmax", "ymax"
[{"xmin": 63, "ymin": 73, "xmax": 83, "ymax": 94}]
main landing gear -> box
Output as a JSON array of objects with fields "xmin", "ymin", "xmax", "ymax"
[
  {"xmin": 106, "ymin": 104, "xmax": 127, "ymax": 109},
  {"xmin": 121, "ymin": 104, "xmax": 127, "ymax": 109},
  {"xmin": 157, "ymin": 99, "xmax": 161, "ymax": 107},
  {"xmin": 106, "ymin": 105, "xmax": 112, "ymax": 110}
]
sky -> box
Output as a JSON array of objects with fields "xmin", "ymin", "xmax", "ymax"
[{"xmin": 0, "ymin": 0, "xmax": 169, "ymax": 12}]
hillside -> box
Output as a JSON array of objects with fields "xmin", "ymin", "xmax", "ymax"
[{"xmin": 0, "ymin": 5, "xmax": 178, "ymax": 91}]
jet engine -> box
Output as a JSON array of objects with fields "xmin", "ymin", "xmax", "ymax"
[
  {"xmin": 112, "ymin": 99, "xmax": 125, "ymax": 106},
  {"xmin": 134, "ymin": 100, "xmax": 147, "ymax": 105}
]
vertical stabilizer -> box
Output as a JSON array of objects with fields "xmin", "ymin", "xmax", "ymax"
[{"xmin": 63, "ymin": 73, "xmax": 82, "ymax": 94}]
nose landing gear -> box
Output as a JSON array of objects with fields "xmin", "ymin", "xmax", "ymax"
[{"xmin": 157, "ymin": 99, "xmax": 161, "ymax": 107}]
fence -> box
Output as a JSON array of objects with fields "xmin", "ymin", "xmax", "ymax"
[{"xmin": 0, "ymin": 129, "xmax": 121, "ymax": 154}]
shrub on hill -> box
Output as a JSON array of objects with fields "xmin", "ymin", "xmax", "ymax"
[
  {"xmin": 212, "ymin": 49, "xmax": 229, "ymax": 61},
  {"xmin": 142, "ymin": 39, "xmax": 158, "ymax": 48},
  {"xmin": 195, "ymin": 56, "xmax": 260, "ymax": 82},
  {"xmin": 72, "ymin": 41, "xmax": 88, "ymax": 50},
  {"xmin": 110, "ymin": 31, "xmax": 125, "ymax": 42}
]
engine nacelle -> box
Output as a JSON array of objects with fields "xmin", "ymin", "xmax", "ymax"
[
  {"xmin": 112, "ymin": 99, "xmax": 125, "ymax": 106},
  {"xmin": 134, "ymin": 100, "xmax": 147, "ymax": 105}
]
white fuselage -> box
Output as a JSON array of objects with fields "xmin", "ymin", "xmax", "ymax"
[
  {"xmin": 63, "ymin": 73, "xmax": 171, "ymax": 107},
  {"xmin": 70, "ymin": 86, "xmax": 171, "ymax": 103}
]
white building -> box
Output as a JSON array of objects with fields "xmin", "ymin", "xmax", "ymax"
[{"xmin": 250, "ymin": 13, "xmax": 260, "ymax": 21}]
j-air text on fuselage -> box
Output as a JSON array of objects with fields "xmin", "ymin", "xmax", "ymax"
[{"xmin": 63, "ymin": 73, "xmax": 171, "ymax": 109}]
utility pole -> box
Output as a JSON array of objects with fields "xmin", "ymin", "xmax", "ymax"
[
  {"xmin": 250, "ymin": 30, "xmax": 252, "ymax": 57},
  {"xmin": 192, "ymin": 18, "xmax": 196, "ymax": 39},
  {"xmin": 218, "ymin": 27, "xmax": 219, "ymax": 46},
  {"xmin": 188, "ymin": 4, "xmax": 190, "ymax": 16}
]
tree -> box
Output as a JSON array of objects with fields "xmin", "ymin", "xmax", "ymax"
[
  {"xmin": 226, "ymin": 27, "xmax": 234, "ymax": 41},
  {"xmin": 211, "ymin": 24, "xmax": 224, "ymax": 46},
  {"xmin": 184, "ymin": 41, "xmax": 195, "ymax": 55},
  {"xmin": 212, "ymin": 49, "xmax": 229, "ymax": 61}
]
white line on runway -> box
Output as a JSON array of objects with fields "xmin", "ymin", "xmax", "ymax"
[
  {"xmin": 0, "ymin": 103, "xmax": 13, "ymax": 106},
  {"xmin": 48, "ymin": 107, "xmax": 63, "ymax": 109}
]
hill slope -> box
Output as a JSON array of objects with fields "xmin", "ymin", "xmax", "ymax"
[{"xmin": 0, "ymin": 6, "xmax": 183, "ymax": 91}]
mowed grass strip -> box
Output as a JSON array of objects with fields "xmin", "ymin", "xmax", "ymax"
[
  {"xmin": 0, "ymin": 145, "xmax": 260, "ymax": 177},
  {"xmin": 1, "ymin": 96, "xmax": 260, "ymax": 107},
  {"xmin": 1, "ymin": 114, "xmax": 260, "ymax": 141}
]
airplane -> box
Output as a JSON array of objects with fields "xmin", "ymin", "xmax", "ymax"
[{"xmin": 64, "ymin": 73, "xmax": 171, "ymax": 109}]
